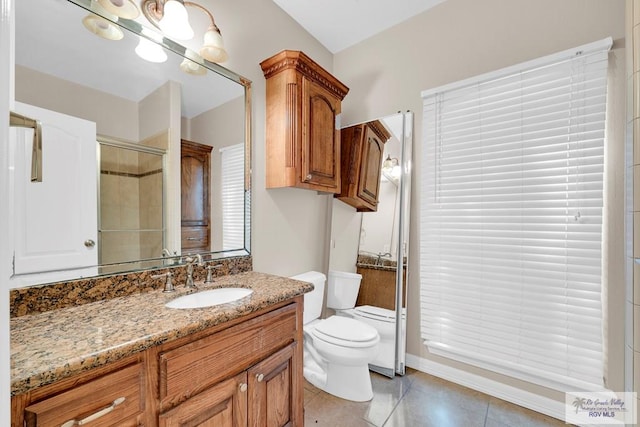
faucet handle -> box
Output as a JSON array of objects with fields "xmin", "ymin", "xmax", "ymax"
[
  {"xmin": 205, "ymin": 264, "xmax": 223, "ymax": 283},
  {"xmin": 152, "ymin": 272, "xmax": 175, "ymax": 293}
]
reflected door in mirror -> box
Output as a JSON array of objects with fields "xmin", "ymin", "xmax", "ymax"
[
  {"xmin": 12, "ymin": 102, "xmax": 98, "ymax": 275},
  {"xmin": 181, "ymin": 140, "xmax": 212, "ymax": 253}
]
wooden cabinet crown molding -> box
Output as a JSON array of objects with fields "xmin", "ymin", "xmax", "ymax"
[
  {"xmin": 260, "ymin": 50, "xmax": 349, "ymax": 193},
  {"xmin": 259, "ymin": 50, "xmax": 349, "ymax": 101}
]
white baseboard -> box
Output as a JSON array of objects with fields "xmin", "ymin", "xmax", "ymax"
[{"xmin": 405, "ymin": 353, "xmax": 567, "ymax": 422}]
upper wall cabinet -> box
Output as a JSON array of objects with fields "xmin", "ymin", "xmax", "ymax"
[
  {"xmin": 260, "ymin": 50, "xmax": 349, "ymax": 193},
  {"xmin": 337, "ymin": 120, "xmax": 391, "ymax": 212}
]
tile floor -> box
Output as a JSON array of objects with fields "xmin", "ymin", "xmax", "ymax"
[{"xmin": 303, "ymin": 368, "xmax": 568, "ymax": 427}]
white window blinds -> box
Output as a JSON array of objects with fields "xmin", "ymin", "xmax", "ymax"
[
  {"xmin": 420, "ymin": 38, "xmax": 611, "ymax": 392},
  {"xmin": 220, "ymin": 144, "xmax": 244, "ymax": 250}
]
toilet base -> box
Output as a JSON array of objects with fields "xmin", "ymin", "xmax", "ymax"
[{"xmin": 323, "ymin": 363, "xmax": 373, "ymax": 402}]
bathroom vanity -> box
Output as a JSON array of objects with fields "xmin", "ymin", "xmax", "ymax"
[{"xmin": 10, "ymin": 272, "xmax": 312, "ymax": 427}]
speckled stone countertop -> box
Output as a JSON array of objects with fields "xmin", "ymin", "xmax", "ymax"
[{"xmin": 10, "ymin": 271, "xmax": 313, "ymax": 396}]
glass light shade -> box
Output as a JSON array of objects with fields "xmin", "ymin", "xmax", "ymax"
[
  {"xmin": 82, "ymin": 15, "xmax": 123, "ymax": 41},
  {"xmin": 135, "ymin": 37, "xmax": 168, "ymax": 63},
  {"xmin": 199, "ymin": 29, "xmax": 228, "ymax": 63},
  {"xmin": 180, "ymin": 51, "xmax": 206, "ymax": 75},
  {"xmin": 98, "ymin": 0, "xmax": 140, "ymax": 19},
  {"xmin": 158, "ymin": 1, "xmax": 194, "ymax": 40}
]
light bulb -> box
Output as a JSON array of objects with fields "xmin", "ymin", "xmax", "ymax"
[
  {"xmin": 158, "ymin": 1, "xmax": 194, "ymax": 40},
  {"xmin": 135, "ymin": 37, "xmax": 167, "ymax": 63}
]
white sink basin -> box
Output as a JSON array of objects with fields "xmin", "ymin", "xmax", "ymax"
[{"xmin": 166, "ymin": 287, "xmax": 253, "ymax": 309}]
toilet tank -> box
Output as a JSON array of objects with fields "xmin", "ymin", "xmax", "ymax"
[
  {"xmin": 290, "ymin": 271, "xmax": 325, "ymax": 325},
  {"xmin": 327, "ymin": 270, "xmax": 362, "ymax": 310}
]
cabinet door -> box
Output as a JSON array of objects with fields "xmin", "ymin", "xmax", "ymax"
[
  {"xmin": 181, "ymin": 140, "xmax": 212, "ymax": 252},
  {"xmin": 300, "ymin": 78, "xmax": 340, "ymax": 191},
  {"xmin": 159, "ymin": 372, "xmax": 248, "ymax": 427},
  {"xmin": 248, "ymin": 344, "xmax": 300, "ymax": 427},
  {"xmin": 357, "ymin": 126, "xmax": 385, "ymax": 207}
]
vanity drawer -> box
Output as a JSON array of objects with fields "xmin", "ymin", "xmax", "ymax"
[
  {"xmin": 24, "ymin": 362, "xmax": 144, "ymax": 427},
  {"xmin": 181, "ymin": 226, "xmax": 209, "ymax": 251},
  {"xmin": 158, "ymin": 303, "xmax": 297, "ymax": 405}
]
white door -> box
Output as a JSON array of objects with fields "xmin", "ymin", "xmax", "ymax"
[{"xmin": 11, "ymin": 102, "xmax": 98, "ymax": 275}]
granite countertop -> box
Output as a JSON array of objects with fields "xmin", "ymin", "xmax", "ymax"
[{"xmin": 10, "ymin": 271, "xmax": 313, "ymax": 396}]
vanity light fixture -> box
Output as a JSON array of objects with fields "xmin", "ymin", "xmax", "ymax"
[
  {"xmin": 97, "ymin": 0, "xmax": 140, "ymax": 19},
  {"xmin": 180, "ymin": 50, "xmax": 207, "ymax": 75},
  {"xmin": 382, "ymin": 155, "xmax": 401, "ymax": 184},
  {"xmin": 141, "ymin": 0, "xmax": 228, "ymax": 63},
  {"xmin": 134, "ymin": 28, "xmax": 168, "ymax": 63},
  {"xmin": 82, "ymin": 1, "xmax": 126, "ymax": 41},
  {"xmin": 82, "ymin": 14, "xmax": 124, "ymax": 40}
]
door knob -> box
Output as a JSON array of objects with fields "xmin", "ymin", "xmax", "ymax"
[
  {"xmin": 239, "ymin": 383, "xmax": 247, "ymax": 392},
  {"xmin": 84, "ymin": 239, "xmax": 96, "ymax": 248},
  {"xmin": 256, "ymin": 373, "xmax": 264, "ymax": 382}
]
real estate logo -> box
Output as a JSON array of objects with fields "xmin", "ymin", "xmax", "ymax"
[{"xmin": 565, "ymin": 391, "xmax": 636, "ymax": 425}]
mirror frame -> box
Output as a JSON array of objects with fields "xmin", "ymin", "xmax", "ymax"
[
  {"xmin": 328, "ymin": 110, "xmax": 413, "ymax": 377},
  {"xmin": 12, "ymin": 0, "xmax": 253, "ymax": 285}
]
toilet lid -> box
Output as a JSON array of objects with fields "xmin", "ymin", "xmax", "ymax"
[
  {"xmin": 354, "ymin": 305, "xmax": 397, "ymax": 322},
  {"xmin": 313, "ymin": 316, "xmax": 378, "ymax": 345}
]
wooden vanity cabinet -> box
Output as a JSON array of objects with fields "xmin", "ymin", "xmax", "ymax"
[
  {"xmin": 336, "ymin": 120, "xmax": 392, "ymax": 212},
  {"xmin": 260, "ymin": 50, "xmax": 349, "ymax": 193},
  {"xmin": 12, "ymin": 297, "xmax": 304, "ymax": 427},
  {"xmin": 157, "ymin": 301, "xmax": 302, "ymax": 427}
]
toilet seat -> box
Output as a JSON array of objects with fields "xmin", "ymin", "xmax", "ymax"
[{"xmin": 311, "ymin": 316, "xmax": 378, "ymax": 348}]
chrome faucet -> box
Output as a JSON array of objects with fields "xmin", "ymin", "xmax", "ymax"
[
  {"xmin": 184, "ymin": 254, "xmax": 203, "ymax": 289},
  {"xmin": 376, "ymin": 252, "xmax": 392, "ymax": 266}
]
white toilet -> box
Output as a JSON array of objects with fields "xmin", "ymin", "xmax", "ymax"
[
  {"xmin": 291, "ymin": 271, "xmax": 380, "ymax": 402},
  {"xmin": 328, "ymin": 270, "xmax": 404, "ymax": 373}
]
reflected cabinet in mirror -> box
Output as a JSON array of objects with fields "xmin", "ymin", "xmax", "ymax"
[
  {"xmin": 10, "ymin": 0, "xmax": 251, "ymax": 286},
  {"xmin": 328, "ymin": 111, "xmax": 413, "ymax": 377}
]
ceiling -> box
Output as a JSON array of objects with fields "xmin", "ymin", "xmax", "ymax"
[{"xmin": 272, "ymin": 0, "xmax": 446, "ymax": 53}]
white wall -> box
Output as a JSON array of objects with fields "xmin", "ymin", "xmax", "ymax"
[
  {"xmin": 193, "ymin": 0, "xmax": 336, "ymax": 277},
  {"xmin": 15, "ymin": 66, "xmax": 139, "ymax": 141},
  {"xmin": 334, "ymin": 0, "xmax": 626, "ymax": 406}
]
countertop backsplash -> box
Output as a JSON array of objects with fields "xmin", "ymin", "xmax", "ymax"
[{"xmin": 10, "ymin": 255, "xmax": 252, "ymax": 318}]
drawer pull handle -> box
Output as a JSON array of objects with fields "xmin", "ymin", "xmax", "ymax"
[
  {"xmin": 60, "ymin": 396, "xmax": 125, "ymax": 427},
  {"xmin": 187, "ymin": 237, "xmax": 201, "ymax": 241},
  {"xmin": 256, "ymin": 373, "xmax": 264, "ymax": 382},
  {"xmin": 239, "ymin": 383, "xmax": 248, "ymax": 392}
]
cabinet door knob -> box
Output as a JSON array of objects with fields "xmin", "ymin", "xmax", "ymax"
[
  {"xmin": 256, "ymin": 373, "xmax": 264, "ymax": 382},
  {"xmin": 305, "ymin": 174, "xmax": 312, "ymax": 181},
  {"xmin": 239, "ymin": 383, "xmax": 247, "ymax": 392},
  {"xmin": 84, "ymin": 239, "xmax": 96, "ymax": 248}
]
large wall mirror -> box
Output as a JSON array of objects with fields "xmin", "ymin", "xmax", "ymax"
[
  {"xmin": 328, "ymin": 111, "xmax": 413, "ymax": 377},
  {"xmin": 10, "ymin": 0, "xmax": 251, "ymax": 287}
]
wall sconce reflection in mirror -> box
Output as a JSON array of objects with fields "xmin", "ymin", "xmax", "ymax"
[
  {"xmin": 382, "ymin": 155, "xmax": 400, "ymax": 185},
  {"xmin": 81, "ymin": 0, "xmax": 228, "ymax": 75}
]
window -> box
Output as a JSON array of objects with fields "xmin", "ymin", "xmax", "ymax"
[
  {"xmin": 420, "ymin": 38, "xmax": 611, "ymax": 392},
  {"xmin": 220, "ymin": 144, "xmax": 245, "ymax": 250}
]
